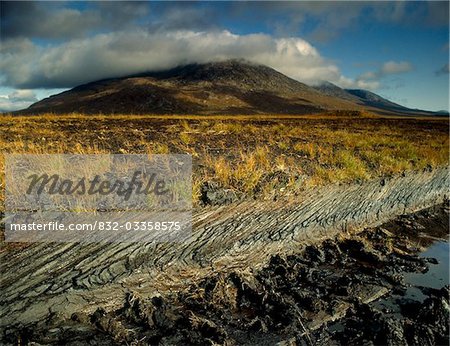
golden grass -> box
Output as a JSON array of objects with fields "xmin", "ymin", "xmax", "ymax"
[{"xmin": 1, "ymin": 113, "xmax": 448, "ymax": 207}]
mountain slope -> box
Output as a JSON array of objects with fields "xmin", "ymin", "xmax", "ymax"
[
  {"xmin": 312, "ymin": 81, "xmax": 360, "ymax": 102},
  {"xmin": 346, "ymin": 89, "xmax": 412, "ymax": 112},
  {"xmin": 19, "ymin": 60, "xmax": 436, "ymax": 116},
  {"xmin": 313, "ymin": 81, "xmax": 440, "ymax": 116}
]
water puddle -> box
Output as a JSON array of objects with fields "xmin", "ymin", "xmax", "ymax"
[
  {"xmin": 406, "ymin": 240, "xmax": 449, "ymax": 290},
  {"xmin": 374, "ymin": 237, "xmax": 449, "ymax": 315}
]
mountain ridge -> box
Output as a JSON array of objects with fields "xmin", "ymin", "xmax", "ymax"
[{"xmin": 16, "ymin": 60, "xmax": 440, "ymax": 116}]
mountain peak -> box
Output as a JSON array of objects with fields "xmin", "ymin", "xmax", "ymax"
[{"xmin": 135, "ymin": 59, "xmax": 313, "ymax": 94}]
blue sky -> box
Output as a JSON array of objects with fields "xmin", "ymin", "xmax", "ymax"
[{"xmin": 1, "ymin": 1, "xmax": 448, "ymax": 112}]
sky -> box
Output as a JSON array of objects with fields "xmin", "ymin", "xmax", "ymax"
[{"xmin": 0, "ymin": 1, "xmax": 449, "ymax": 112}]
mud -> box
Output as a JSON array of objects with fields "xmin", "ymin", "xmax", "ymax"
[{"xmin": 4, "ymin": 203, "xmax": 448, "ymax": 345}]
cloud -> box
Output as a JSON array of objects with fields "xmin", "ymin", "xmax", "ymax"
[
  {"xmin": 3, "ymin": 1, "xmax": 446, "ymax": 45},
  {"xmin": 0, "ymin": 2, "xmax": 216, "ymax": 41},
  {"xmin": 0, "ymin": 30, "xmax": 345, "ymax": 89},
  {"xmin": 232, "ymin": 1, "xmax": 448, "ymax": 43},
  {"xmin": 381, "ymin": 61, "xmax": 413, "ymax": 75},
  {"xmin": 8, "ymin": 89, "xmax": 38, "ymax": 102},
  {"xmin": 424, "ymin": 1, "xmax": 450, "ymax": 27},
  {"xmin": 0, "ymin": 1, "xmax": 149, "ymax": 39},
  {"xmin": 370, "ymin": 1, "xmax": 448, "ymax": 27},
  {"xmin": 435, "ymin": 63, "xmax": 449, "ymax": 76},
  {"xmin": 147, "ymin": 5, "xmax": 218, "ymax": 32},
  {"xmin": 358, "ymin": 61, "xmax": 413, "ymax": 80},
  {"xmin": 336, "ymin": 76, "xmax": 381, "ymax": 91},
  {"xmin": 234, "ymin": 2, "xmax": 353, "ymax": 42},
  {"xmin": 0, "ymin": 89, "xmax": 37, "ymax": 112},
  {"xmin": 346, "ymin": 60, "xmax": 413, "ymax": 90}
]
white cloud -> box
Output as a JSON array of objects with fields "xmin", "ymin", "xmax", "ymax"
[
  {"xmin": 0, "ymin": 30, "xmax": 344, "ymax": 89},
  {"xmin": 8, "ymin": 89, "xmax": 37, "ymax": 102},
  {"xmin": 0, "ymin": 89, "xmax": 37, "ymax": 112},
  {"xmin": 381, "ymin": 61, "xmax": 413, "ymax": 74},
  {"xmin": 357, "ymin": 60, "xmax": 413, "ymax": 82},
  {"xmin": 342, "ymin": 60, "xmax": 414, "ymax": 91},
  {"xmin": 335, "ymin": 76, "xmax": 381, "ymax": 91},
  {"xmin": 2, "ymin": 29, "xmax": 410, "ymax": 101}
]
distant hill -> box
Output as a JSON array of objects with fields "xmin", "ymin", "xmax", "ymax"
[
  {"xmin": 346, "ymin": 89, "xmax": 414, "ymax": 114},
  {"xmin": 313, "ymin": 81, "xmax": 441, "ymax": 117},
  {"xmin": 16, "ymin": 60, "xmax": 439, "ymax": 116}
]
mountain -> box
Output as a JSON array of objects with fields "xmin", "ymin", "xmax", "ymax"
[
  {"xmin": 314, "ymin": 82, "xmax": 440, "ymax": 117},
  {"xmin": 345, "ymin": 89, "xmax": 415, "ymax": 113},
  {"xmin": 312, "ymin": 81, "xmax": 360, "ymax": 102},
  {"xmin": 17, "ymin": 60, "xmax": 437, "ymax": 116}
]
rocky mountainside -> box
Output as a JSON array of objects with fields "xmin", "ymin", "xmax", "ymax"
[
  {"xmin": 19, "ymin": 60, "xmax": 437, "ymax": 116},
  {"xmin": 312, "ymin": 81, "xmax": 360, "ymax": 102}
]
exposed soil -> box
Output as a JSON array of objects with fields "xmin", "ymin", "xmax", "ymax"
[{"xmin": 5, "ymin": 203, "xmax": 448, "ymax": 345}]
